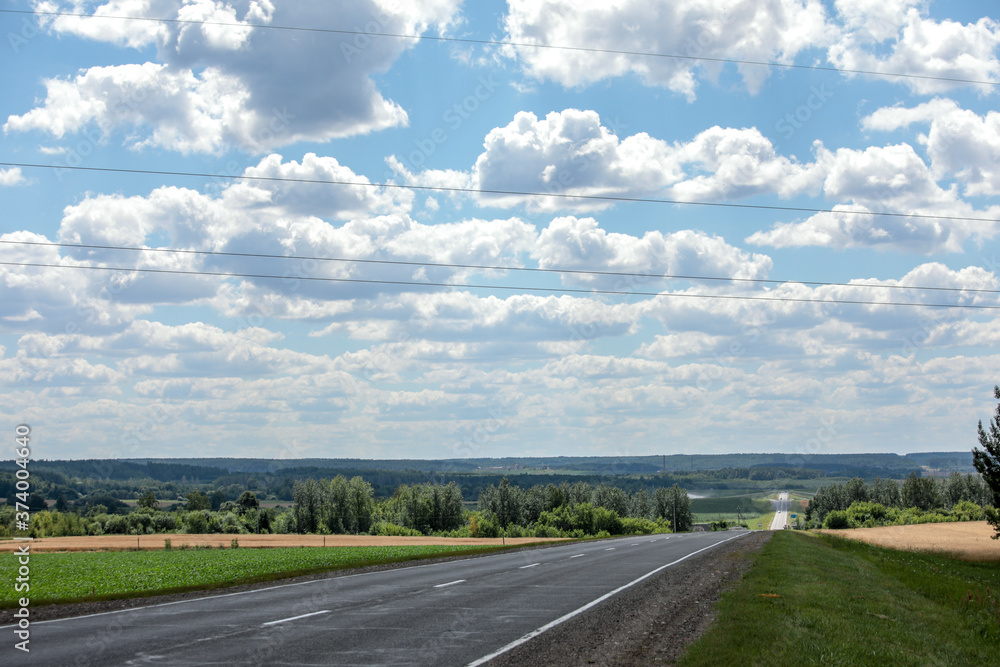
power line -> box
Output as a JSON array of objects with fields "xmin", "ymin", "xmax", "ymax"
[
  {"xmin": 1, "ymin": 260, "xmax": 995, "ymax": 310},
  {"xmin": 3, "ymin": 162, "xmax": 998, "ymax": 225},
  {"xmin": 3, "ymin": 239, "xmax": 999, "ymax": 296},
  {"xmin": 1, "ymin": 7, "xmax": 996, "ymax": 88}
]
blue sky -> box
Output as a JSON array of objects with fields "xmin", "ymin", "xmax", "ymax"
[{"xmin": 1, "ymin": 0, "xmax": 999, "ymax": 460}]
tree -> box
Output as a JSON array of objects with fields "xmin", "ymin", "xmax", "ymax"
[
  {"xmin": 973, "ymin": 384, "xmax": 1000, "ymax": 538},
  {"xmin": 186, "ymin": 491, "xmax": 211, "ymax": 511},
  {"xmin": 137, "ymin": 490, "xmax": 158, "ymax": 510},
  {"xmin": 654, "ymin": 485, "xmax": 692, "ymax": 532},
  {"xmin": 901, "ymin": 472, "xmax": 939, "ymax": 511},
  {"xmin": 236, "ymin": 491, "xmax": 259, "ymax": 515},
  {"xmin": 210, "ymin": 489, "xmax": 226, "ymax": 511},
  {"xmin": 292, "ymin": 479, "xmax": 321, "ymax": 533}
]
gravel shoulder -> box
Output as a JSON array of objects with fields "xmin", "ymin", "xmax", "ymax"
[{"xmin": 486, "ymin": 530, "xmax": 772, "ymax": 666}]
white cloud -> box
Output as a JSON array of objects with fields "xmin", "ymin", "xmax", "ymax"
[
  {"xmin": 502, "ymin": 0, "xmax": 831, "ymax": 99},
  {"xmin": 862, "ymin": 98, "xmax": 1000, "ymax": 197},
  {"xmin": 415, "ymin": 109, "xmax": 821, "ymax": 212},
  {"xmin": 0, "ymin": 168, "xmax": 26, "ymax": 186},
  {"xmin": 9, "ymin": 1, "xmax": 464, "ymax": 153},
  {"xmin": 532, "ymin": 216, "xmax": 773, "ymax": 288},
  {"xmin": 747, "ymin": 143, "xmax": 1000, "ymax": 252},
  {"xmin": 829, "ymin": 1, "xmax": 1000, "ymax": 94}
]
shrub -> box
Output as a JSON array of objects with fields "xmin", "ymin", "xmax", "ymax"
[
  {"xmin": 163, "ymin": 538, "xmax": 172, "ymax": 550},
  {"xmin": 370, "ymin": 521, "xmax": 422, "ymax": 537},
  {"xmin": 533, "ymin": 525, "xmax": 563, "ymax": 538},
  {"xmin": 230, "ymin": 538, "xmax": 239, "ymax": 549},
  {"xmin": 184, "ymin": 511, "xmax": 209, "ymax": 534},
  {"xmin": 823, "ymin": 510, "xmax": 851, "ymax": 529}
]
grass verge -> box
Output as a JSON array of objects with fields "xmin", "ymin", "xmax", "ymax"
[
  {"xmin": 0, "ymin": 544, "xmax": 509, "ymax": 607},
  {"xmin": 679, "ymin": 531, "xmax": 1000, "ymax": 666}
]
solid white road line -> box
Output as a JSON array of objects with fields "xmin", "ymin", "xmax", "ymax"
[
  {"xmin": 261, "ymin": 610, "xmax": 330, "ymax": 627},
  {"xmin": 466, "ymin": 532, "xmax": 750, "ymax": 667},
  {"xmin": 434, "ymin": 579, "xmax": 466, "ymax": 588}
]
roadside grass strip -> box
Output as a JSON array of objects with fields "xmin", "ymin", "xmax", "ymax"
[
  {"xmin": 679, "ymin": 531, "xmax": 1000, "ymax": 666},
  {"xmin": 0, "ymin": 545, "xmax": 497, "ymax": 607}
]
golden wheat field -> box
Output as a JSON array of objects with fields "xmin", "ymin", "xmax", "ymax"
[
  {"xmin": 0, "ymin": 534, "xmax": 568, "ymax": 552},
  {"xmin": 819, "ymin": 521, "xmax": 1000, "ymax": 560}
]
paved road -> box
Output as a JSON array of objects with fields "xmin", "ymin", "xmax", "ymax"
[
  {"xmin": 4, "ymin": 532, "xmax": 747, "ymax": 666},
  {"xmin": 769, "ymin": 492, "xmax": 790, "ymax": 530}
]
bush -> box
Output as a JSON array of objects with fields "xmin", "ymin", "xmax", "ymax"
[
  {"xmin": 468, "ymin": 514, "xmax": 501, "ymax": 538},
  {"xmin": 185, "ymin": 511, "xmax": 209, "ymax": 534},
  {"xmin": 823, "ymin": 510, "xmax": 851, "ymax": 529},
  {"xmin": 533, "ymin": 525, "xmax": 563, "ymax": 538},
  {"xmin": 370, "ymin": 521, "xmax": 422, "ymax": 537}
]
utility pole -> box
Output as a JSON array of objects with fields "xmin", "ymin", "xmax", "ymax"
[{"xmin": 672, "ymin": 491, "xmax": 677, "ymax": 533}]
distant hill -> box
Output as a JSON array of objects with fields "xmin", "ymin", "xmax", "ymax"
[{"xmin": 115, "ymin": 452, "xmax": 930, "ymax": 477}]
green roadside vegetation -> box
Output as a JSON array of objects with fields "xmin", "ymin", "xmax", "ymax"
[
  {"xmin": 748, "ymin": 511, "xmax": 776, "ymax": 530},
  {"xmin": 0, "ymin": 544, "xmax": 506, "ymax": 608},
  {"xmin": 679, "ymin": 531, "xmax": 1000, "ymax": 666}
]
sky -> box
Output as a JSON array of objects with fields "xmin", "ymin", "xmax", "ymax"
[{"xmin": 1, "ymin": 0, "xmax": 999, "ymax": 461}]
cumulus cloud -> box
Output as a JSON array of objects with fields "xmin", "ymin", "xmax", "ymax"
[
  {"xmin": 862, "ymin": 98, "xmax": 1000, "ymax": 197},
  {"xmin": 502, "ymin": 0, "xmax": 831, "ymax": 99},
  {"xmin": 404, "ymin": 109, "xmax": 821, "ymax": 212},
  {"xmin": 7, "ymin": 1, "xmax": 463, "ymax": 153},
  {"xmin": 532, "ymin": 216, "xmax": 773, "ymax": 289},
  {"xmin": 829, "ymin": 0, "xmax": 1000, "ymax": 93},
  {"xmin": 747, "ymin": 143, "xmax": 1000, "ymax": 252}
]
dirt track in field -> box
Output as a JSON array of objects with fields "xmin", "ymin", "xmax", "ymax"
[
  {"xmin": 0, "ymin": 534, "xmax": 567, "ymax": 552},
  {"xmin": 818, "ymin": 521, "xmax": 1000, "ymax": 560}
]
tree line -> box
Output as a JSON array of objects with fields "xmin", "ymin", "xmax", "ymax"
[{"xmin": 805, "ymin": 472, "xmax": 993, "ymax": 529}]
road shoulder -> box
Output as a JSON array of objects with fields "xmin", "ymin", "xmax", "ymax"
[{"xmin": 486, "ymin": 530, "xmax": 772, "ymax": 666}]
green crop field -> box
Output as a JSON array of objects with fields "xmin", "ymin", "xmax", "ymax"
[
  {"xmin": 679, "ymin": 531, "xmax": 1000, "ymax": 665},
  {"xmin": 690, "ymin": 495, "xmax": 772, "ymax": 516},
  {"xmin": 0, "ymin": 545, "xmax": 495, "ymax": 607}
]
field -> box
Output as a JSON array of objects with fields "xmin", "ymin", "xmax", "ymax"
[
  {"xmin": 818, "ymin": 521, "xmax": 1000, "ymax": 561},
  {"xmin": 679, "ymin": 531, "xmax": 1000, "ymax": 665},
  {"xmin": 691, "ymin": 494, "xmax": 773, "ymax": 526},
  {"xmin": 0, "ymin": 543, "xmax": 529, "ymax": 607},
  {"xmin": 0, "ymin": 534, "xmax": 565, "ymax": 553}
]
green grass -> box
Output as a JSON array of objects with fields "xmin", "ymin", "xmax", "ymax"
[
  {"xmin": 0, "ymin": 545, "xmax": 499, "ymax": 607},
  {"xmin": 679, "ymin": 531, "xmax": 1000, "ymax": 666}
]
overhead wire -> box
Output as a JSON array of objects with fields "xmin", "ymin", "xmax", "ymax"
[
  {"xmin": 2, "ymin": 239, "xmax": 999, "ymax": 296},
  {"xmin": 0, "ymin": 260, "xmax": 995, "ymax": 310},
  {"xmin": 1, "ymin": 8, "xmax": 997, "ymax": 311},
  {"xmin": 3, "ymin": 162, "xmax": 998, "ymax": 226},
  {"xmin": 1, "ymin": 7, "xmax": 997, "ymax": 88}
]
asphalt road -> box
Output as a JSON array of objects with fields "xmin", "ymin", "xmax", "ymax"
[
  {"xmin": 4, "ymin": 531, "xmax": 747, "ymax": 667},
  {"xmin": 769, "ymin": 492, "xmax": 790, "ymax": 530}
]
